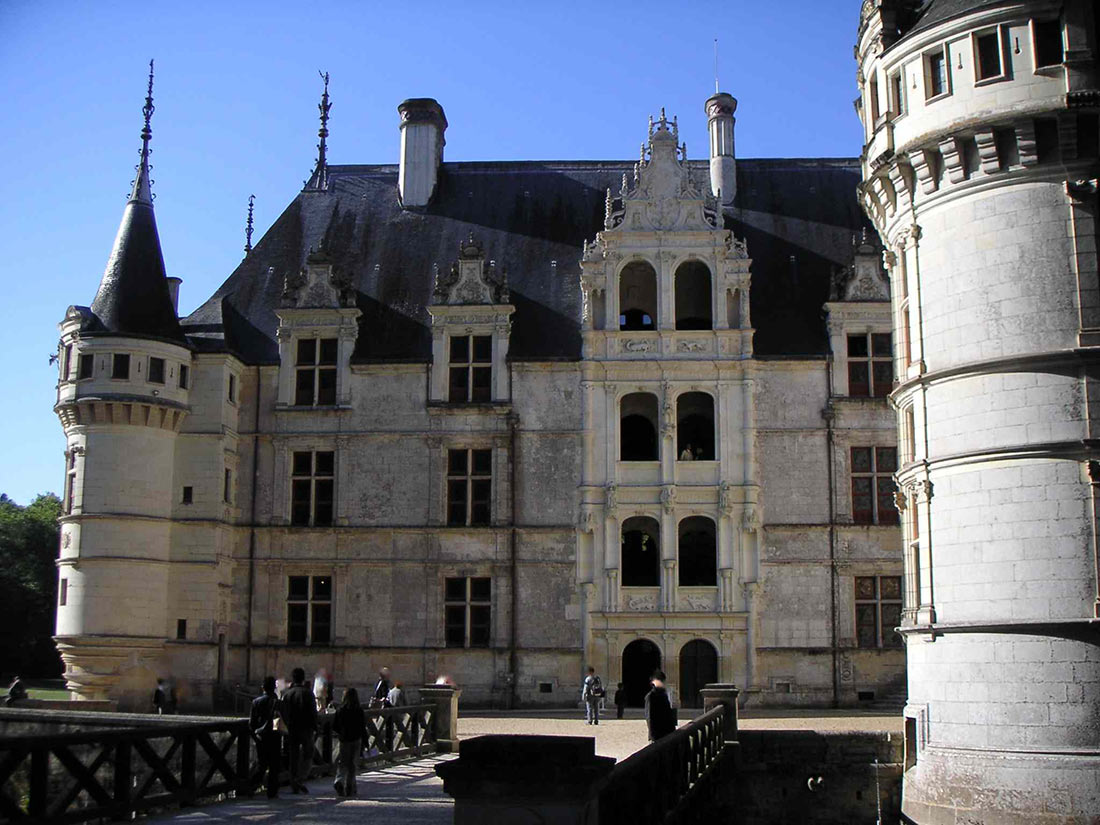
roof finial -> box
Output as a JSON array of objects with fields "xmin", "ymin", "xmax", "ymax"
[
  {"xmin": 714, "ymin": 38, "xmax": 720, "ymax": 94},
  {"xmin": 129, "ymin": 59, "xmax": 155, "ymax": 204},
  {"xmin": 245, "ymin": 194, "xmax": 255, "ymax": 254},
  {"xmin": 308, "ymin": 71, "xmax": 332, "ymax": 190}
]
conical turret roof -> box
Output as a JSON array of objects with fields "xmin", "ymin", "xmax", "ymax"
[{"xmin": 88, "ymin": 62, "xmax": 185, "ymax": 344}]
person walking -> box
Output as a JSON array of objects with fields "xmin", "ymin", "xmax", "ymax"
[
  {"xmin": 644, "ymin": 670, "xmax": 676, "ymax": 741},
  {"xmin": 371, "ymin": 666, "xmax": 392, "ymax": 708},
  {"xmin": 581, "ymin": 666, "xmax": 604, "ymax": 725},
  {"xmin": 332, "ymin": 687, "xmax": 365, "ymax": 797},
  {"xmin": 387, "ymin": 680, "xmax": 407, "ymax": 708},
  {"xmin": 249, "ymin": 676, "xmax": 282, "ymax": 798},
  {"xmin": 280, "ymin": 667, "xmax": 318, "ymax": 793},
  {"xmin": 614, "ymin": 682, "xmax": 626, "ymax": 719}
]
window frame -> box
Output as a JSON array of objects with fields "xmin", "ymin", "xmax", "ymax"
[
  {"xmin": 855, "ymin": 575, "xmax": 903, "ymax": 648},
  {"xmin": 61, "ymin": 344, "xmax": 72, "ymax": 382},
  {"xmin": 77, "ymin": 353, "xmax": 94, "ymax": 381},
  {"xmin": 972, "ymin": 27, "xmax": 1007, "ymax": 84},
  {"xmin": 290, "ymin": 450, "xmax": 335, "ymax": 527},
  {"xmin": 286, "ymin": 574, "xmax": 333, "ymax": 646},
  {"xmin": 446, "ymin": 447, "xmax": 492, "ymax": 527},
  {"xmin": 223, "ymin": 467, "xmax": 233, "ymax": 504},
  {"xmin": 178, "ymin": 364, "xmax": 190, "ymax": 390},
  {"xmin": 443, "ymin": 576, "xmax": 492, "ymax": 648},
  {"xmin": 888, "ymin": 69, "xmax": 906, "ymax": 119},
  {"xmin": 923, "ymin": 45, "xmax": 951, "ymax": 101},
  {"xmin": 846, "ymin": 332, "xmax": 894, "ymax": 398},
  {"xmin": 147, "ymin": 356, "xmax": 166, "ymax": 385},
  {"xmin": 447, "ymin": 334, "xmax": 493, "ymax": 403},
  {"xmin": 64, "ymin": 452, "xmax": 78, "ymax": 514},
  {"xmin": 1031, "ymin": 18, "xmax": 1064, "ymax": 71},
  {"xmin": 294, "ymin": 337, "xmax": 338, "ymax": 407},
  {"xmin": 111, "ymin": 353, "xmax": 131, "ymax": 380},
  {"xmin": 851, "ymin": 446, "xmax": 899, "ymax": 525},
  {"xmin": 227, "ymin": 373, "xmax": 237, "ymax": 404}
]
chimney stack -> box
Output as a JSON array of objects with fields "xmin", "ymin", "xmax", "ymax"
[
  {"xmin": 166, "ymin": 277, "xmax": 182, "ymax": 313},
  {"xmin": 705, "ymin": 92, "xmax": 737, "ymax": 207},
  {"xmin": 398, "ymin": 98, "xmax": 447, "ymax": 209}
]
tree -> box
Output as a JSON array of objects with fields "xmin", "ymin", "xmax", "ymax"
[{"xmin": 0, "ymin": 493, "xmax": 63, "ymax": 677}]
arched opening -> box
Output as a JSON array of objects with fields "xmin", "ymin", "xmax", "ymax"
[
  {"xmin": 619, "ymin": 261, "xmax": 658, "ymax": 331},
  {"xmin": 679, "ymin": 639, "xmax": 718, "ymax": 709},
  {"xmin": 622, "ymin": 638, "xmax": 662, "ymax": 707},
  {"xmin": 675, "ymin": 261, "xmax": 712, "ymax": 330},
  {"xmin": 621, "ymin": 393, "xmax": 659, "ymax": 461},
  {"xmin": 621, "ymin": 516, "xmax": 660, "ymax": 587},
  {"xmin": 676, "ymin": 392, "xmax": 715, "ymax": 461},
  {"xmin": 678, "ymin": 516, "xmax": 717, "ymax": 586},
  {"xmin": 592, "ymin": 290, "xmax": 606, "ymax": 331},
  {"xmin": 727, "ymin": 288, "xmax": 741, "ymax": 329}
]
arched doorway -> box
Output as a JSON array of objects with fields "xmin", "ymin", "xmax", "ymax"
[
  {"xmin": 679, "ymin": 639, "xmax": 718, "ymax": 709},
  {"xmin": 621, "ymin": 638, "xmax": 662, "ymax": 707}
]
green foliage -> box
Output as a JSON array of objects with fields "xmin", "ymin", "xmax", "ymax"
[{"xmin": 0, "ymin": 493, "xmax": 63, "ymax": 677}]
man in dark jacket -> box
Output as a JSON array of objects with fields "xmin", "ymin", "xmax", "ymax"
[
  {"xmin": 280, "ymin": 667, "xmax": 317, "ymax": 793},
  {"xmin": 644, "ymin": 670, "xmax": 676, "ymax": 741},
  {"xmin": 249, "ymin": 676, "xmax": 282, "ymax": 798}
]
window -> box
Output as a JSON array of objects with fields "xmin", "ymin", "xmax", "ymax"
[
  {"xmin": 869, "ymin": 75, "xmax": 881, "ymax": 122},
  {"xmin": 621, "ymin": 516, "xmax": 661, "ymax": 587},
  {"xmin": 851, "ymin": 447, "xmax": 899, "ymax": 525},
  {"xmin": 176, "ymin": 619, "xmax": 187, "ymax": 640},
  {"xmin": 905, "ymin": 496, "xmax": 921, "ymax": 619},
  {"xmin": 291, "ymin": 451, "xmax": 335, "ymax": 526},
  {"xmin": 444, "ymin": 576, "xmax": 491, "ymax": 648},
  {"xmin": 148, "ymin": 357, "xmax": 165, "ymax": 384},
  {"xmin": 925, "ymin": 47, "xmax": 948, "ymax": 99},
  {"xmin": 974, "ymin": 30, "xmax": 1004, "ymax": 81},
  {"xmin": 674, "ymin": 261, "xmax": 713, "ymax": 330},
  {"xmin": 889, "ymin": 71, "xmax": 905, "ymax": 117},
  {"xmin": 897, "ymin": 255, "xmax": 913, "ymax": 368},
  {"xmin": 295, "ymin": 338, "xmax": 337, "ymax": 406},
  {"xmin": 112, "ymin": 353, "xmax": 130, "ymax": 380},
  {"xmin": 64, "ymin": 452, "xmax": 77, "ymax": 514},
  {"xmin": 77, "ymin": 353, "xmax": 94, "ymax": 380},
  {"xmin": 61, "ymin": 345, "xmax": 72, "ymax": 381},
  {"xmin": 847, "ymin": 333, "xmax": 893, "ymax": 397},
  {"xmin": 621, "ymin": 393, "xmax": 659, "ymax": 461},
  {"xmin": 182, "ymin": 486, "xmax": 193, "ymax": 505},
  {"xmin": 447, "ymin": 448, "xmax": 491, "ymax": 526},
  {"xmin": 59, "ymin": 578, "xmax": 68, "ymax": 606},
  {"xmin": 178, "ymin": 364, "xmax": 189, "ymax": 390},
  {"xmin": 678, "ymin": 517, "xmax": 717, "ymax": 586},
  {"xmin": 448, "ymin": 335, "xmax": 492, "ymax": 402},
  {"xmin": 1033, "ymin": 19, "xmax": 1064, "ymax": 68},
  {"xmin": 619, "ymin": 261, "xmax": 658, "ymax": 331},
  {"xmin": 677, "ymin": 392, "xmax": 715, "ymax": 461},
  {"xmin": 287, "ymin": 575, "xmax": 332, "ymax": 645},
  {"xmin": 223, "ymin": 468, "xmax": 233, "ymax": 504},
  {"xmin": 856, "ymin": 576, "xmax": 903, "ymax": 648},
  {"xmin": 227, "ymin": 374, "xmax": 236, "ymax": 403}
]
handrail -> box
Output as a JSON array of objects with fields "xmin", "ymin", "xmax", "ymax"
[{"xmin": 598, "ymin": 705, "xmax": 726, "ymax": 825}]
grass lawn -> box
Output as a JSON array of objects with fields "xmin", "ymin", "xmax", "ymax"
[{"xmin": 26, "ymin": 688, "xmax": 71, "ymax": 701}]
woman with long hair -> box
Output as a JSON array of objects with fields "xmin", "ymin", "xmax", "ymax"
[{"xmin": 332, "ymin": 687, "xmax": 366, "ymax": 796}]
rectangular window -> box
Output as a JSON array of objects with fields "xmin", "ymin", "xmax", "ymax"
[
  {"xmin": 223, "ymin": 468, "xmax": 233, "ymax": 504},
  {"xmin": 847, "ymin": 333, "xmax": 893, "ymax": 397},
  {"xmin": 448, "ymin": 335, "xmax": 492, "ymax": 402},
  {"xmin": 176, "ymin": 619, "xmax": 187, "ymax": 640},
  {"xmin": 227, "ymin": 374, "xmax": 236, "ymax": 403},
  {"xmin": 77, "ymin": 353, "xmax": 94, "ymax": 380},
  {"xmin": 294, "ymin": 338, "xmax": 338, "ymax": 406},
  {"xmin": 287, "ymin": 575, "xmax": 332, "ymax": 645},
  {"xmin": 925, "ymin": 47, "xmax": 948, "ymax": 99},
  {"xmin": 906, "ymin": 496, "xmax": 921, "ymax": 617},
  {"xmin": 182, "ymin": 486, "xmax": 193, "ymax": 505},
  {"xmin": 889, "ymin": 71, "xmax": 905, "ymax": 117},
  {"xmin": 868, "ymin": 76, "xmax": 880, "ymax": 123},
  {"xmin": 1033, "ymin": 19, "xmax": 1064, "ymax": 68},
  {"xmin": 446, "ymin": 448, "xmax": 492, "ymax": 526},
  {"xmin": 148, "ymin": 357, "xmax": 165, "ymax": 384},
  {"xmin": 64, "ymin": 452, "xmax": 78, "ymax": 514},
  {"xmin": 291, "ymin": 450, "xmax": 335, "ymax": 526},
  {"xmin": 855, "ymin": 576, "xmax": 903, "ymax": 648},
  {"xmin": 59, "ymin": 578, "xmax": 67, "ymax": 606},
  {"xmin": 178, "ymin": 364, "xmax": 189, "ymax": 390},
  {"xmin": 444, "ymin": 576, "xmax": 491, "ymax": 648},
  {"xmin": 62, "ymin": 345, "xmax": 72, "ymax": 381},
  {"xmin": 851, "ymin": 446, "xmax": 899, "ymax": 525},
  {"xmin": 112, "ymin": 353, "xmax": 130, "ymax": 380},
  {"xmin": 975, "ymin": 30, "xmax": 1004, "ymax": 81}
]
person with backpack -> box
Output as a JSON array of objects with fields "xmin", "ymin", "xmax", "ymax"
[{"xmin": 581, "ymin": 666, "xmax": 604, "ymax": 725}]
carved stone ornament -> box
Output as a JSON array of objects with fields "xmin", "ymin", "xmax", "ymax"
[
  {"xmin": 894, "ymin": 491, "xmax": 908, "ymax": 512},
  {"xmin": 605, "ymin": 484, "xmax": 618, "ymax": 511},
  {"xmin": 622, "ymin": 339, "xmax": 653, "ymax": 353},
  {"xmin": 661, "ymin": 485, "xmax": 676, "ymax": 513},
  {"xmin": 679, "ymin": 594, "xmax": 714, "ymax": 611},
  {"xmin": 577, "ymin": 506, "xmax": 596, "ymax": 533},
  {"xmin": 626, "ymin": 593, "xmax": 657, "ymax": 611},
  {"xmin": 433, "ymin": 234, "xmax": 509, "ymax": 305},
  {"xmin": 742, "ymin": 504, "xmax": 758, "ymax": 532},
  {"xmin": 677, "ymin": 339, "xmax": 707, "ymax": 353},
  {"xmin": 282, "ymin": 245, "xmax": 355, "ymax": 309},
  {"xmin": 719, "ymin": 482, "xmax": 734, "ymax": 516}
]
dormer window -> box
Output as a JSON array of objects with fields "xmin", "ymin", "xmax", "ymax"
[
  {"xmin": 112, "ymin": 353, "xmax": 130, "ymax": 380},
  {"xmin": 148, "ymin": 357, "xmax": 165, "ymax": 385},
  {"xmin": 77, "ymin": 354, "xmax": 93, "ymax": 380},
  {"xmin": 449, "ymin": 335, "xmax": 492, "ymax": 402},
  {"xmin": 974, "ymin": 29, "xmax": 1005, "ymax": 82},
  {"xmin": 295, "ymin": 338, "xmax": 338, "ymax": 406}
]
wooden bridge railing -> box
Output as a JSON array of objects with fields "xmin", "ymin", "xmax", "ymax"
[{"xmin": 0, "ymin": 702, "xmax": 439, "ymax": 823}]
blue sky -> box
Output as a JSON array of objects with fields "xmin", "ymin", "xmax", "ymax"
[{"xmin": 0, "ymin": 1, "xmax": 865, "ymax": 503}]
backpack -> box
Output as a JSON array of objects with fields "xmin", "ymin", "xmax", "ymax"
[{"xmin": 590, "ymin": 676, "xmax": 605, "ymax": 698}]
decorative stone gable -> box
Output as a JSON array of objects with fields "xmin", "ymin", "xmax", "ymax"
[
  {"xmin": 832, "ymin": 231, "xmax": 890, "ymax": 302},
  {"xmin": 433, "ymin": 234, "xmax": 509, "ymax": 305},
  {"xmin": 282, "ymin": 247, "xmax": 356, "ymax": 309}
]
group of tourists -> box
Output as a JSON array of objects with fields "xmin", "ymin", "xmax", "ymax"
[
  {"xmin": 580, "ymin": 666, "xmax": 677, "ymax": 741},
  {"xmin": 248, "ymin": 665, "xmax": 403, "ymax": 798}
]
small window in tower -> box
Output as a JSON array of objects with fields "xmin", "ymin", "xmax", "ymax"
[
  {"xmin": 1033, "ymin": 19, "xmax": 1064, "ymax": 69},
  {"xmin": 59, "ymin": 578, "xmax": 68, "ymax": 607},
  {"xmin": 178, "ymin": 364, "xmax": 190, "ymax": 390},
  {"xmin": 112, "ymin": 353, "xmax": 131, "ymax": 380},
  {"xmin": 889, "ymin": 71, "xmax": 905, "ymax": 117},
  {"xmin": 62, "ymin": 344, "xmax": 72, "ymax": 381},
  {"xmin": 227, "ymin": 374, "xmax": 237, "ymax": 403},
  {"xmin": 182, "ymin": 486, "xmax": 193, "ymax": 505},
  {"xmin": 924, "ymin": 47, "xmax": 949, "ymax": 100},
  {"xmin": 869, "ymin": 75, "xmax": 880, "ymax": 123},
  {"xmin": 148, "ymin": 357, "xmax": 165, "ymax": 385},
  {"xmin": 176, "ymin": 619, "xmax": 187, "ymax": 640},
  {"xmin": 77, "ymin": 353, "xmax": 94, "ymax": 380},
  {"xmin": 223, "ymin": 468, "xmax": 233, "ymax": 504},
  {"xmin": 974, "ymin": 30, "xmax": 1005, "ymax": 82}
]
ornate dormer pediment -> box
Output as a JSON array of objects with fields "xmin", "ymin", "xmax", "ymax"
[
  {"xmin": 604, "ymin": 109, "xmax": 721, "ymax": 234},
  {"xmin": 433, "ymin": 233, "xmax": 509, "ymax": 305},
  {"xmin": 832, "ymin": 230, "xmax": 890, "ymax": 302},
  {"xmin": 282, "ymin": 246, "xmax": 355, "ymax": 309}
]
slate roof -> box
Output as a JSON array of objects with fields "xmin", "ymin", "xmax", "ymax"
[
  {"xmin": 183, "ymin": 158, "xmax": 872, "ymax": 363},
  {"xmin": 907, "ymin": 0, "xmax": 1011, "ymax": 35}
]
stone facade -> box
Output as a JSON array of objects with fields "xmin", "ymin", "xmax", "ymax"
[
  {"xmin": 857, "ymin": 0, "xmax": 1100, "ymax": 821},
  {"xmin": 53, "ymin": 78, "xmax": 904, "ymax": 714}
]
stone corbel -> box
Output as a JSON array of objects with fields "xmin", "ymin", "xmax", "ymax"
[
  {"xmin": 974, "ymin": 130, "xmax": 1000, "ymax": 176},
  {"xmin": 1016, "ymin": 121, "xmax": 1038, "ymax": 167},
  {"xmin": 907, "ymin": 148, "xmax": 940, "ymax": 195},
  {"xmin": 937, "ymin": 137, "xmax": 967, "ymax": 185}
]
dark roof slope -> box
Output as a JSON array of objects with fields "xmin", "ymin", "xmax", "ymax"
[
  {"xmin": 907, "ymin": 0, "xmax": 1011, "ymax": 35},
  {"xmin": 184, "ymin": 158, "xmax": 871, "ymax": 363},
  {"xmin": 87, "ymin": 196, "xmax": 186, "ymax": 343}
]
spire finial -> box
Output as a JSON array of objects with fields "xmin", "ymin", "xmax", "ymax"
[
  {"xmin": 245, "ymin": 194, "xmax": 256, "ymax": 254},
  {"xmin": 714, "ymin": 38, "xmax": 720, "ymax": 94},
  {"xmin": 129, "ymin": 59, "xmax": 156, "ymax": 204},
  {"xmin": 308, "ymin": 71, "xmax": 332, "ymax": 190}
]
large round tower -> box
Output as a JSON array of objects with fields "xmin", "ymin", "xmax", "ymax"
[
  {"xmin": 857, "ymin": 0, "xmax": 1099, "ymax": 821},
  {"xmin": 54, "ymin": 64, "xmax": 191, "ymax": 710}
]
